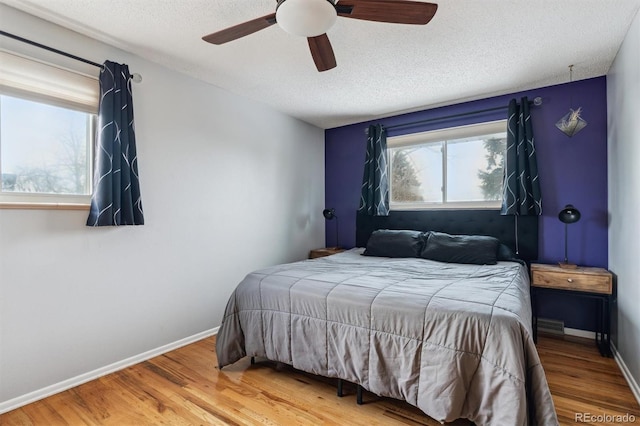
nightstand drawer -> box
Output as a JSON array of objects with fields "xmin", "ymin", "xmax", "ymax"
[{"xmin": 531, "ymin": 267, "xmax": 612, "ymax": 294}]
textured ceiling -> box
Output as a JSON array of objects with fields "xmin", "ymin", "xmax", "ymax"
[{"xmin": 2, "ymin": 0, "xmax": 639, "ymax": 129}]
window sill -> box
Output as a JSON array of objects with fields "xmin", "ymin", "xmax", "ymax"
[
  {"xmin": 0, "ymin": 202, "xmax": 90, "ymax": 210},
  {"xmin": 391, "ymin": 203, "xmax": 502, "ymax": 211}
]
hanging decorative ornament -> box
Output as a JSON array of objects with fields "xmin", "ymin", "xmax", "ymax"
[{"xmin": 556, "ymin": 65, "xmax": 587, "ymax": 137}]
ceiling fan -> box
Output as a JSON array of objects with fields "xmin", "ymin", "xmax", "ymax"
[{"xmin": 202, "ymin": 0, "xmax": 438, "ymax": 72}]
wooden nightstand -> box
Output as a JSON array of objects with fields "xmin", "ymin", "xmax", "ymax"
[
  {"xmin": 530, "ymin": 263, "xmax": 614, "ymax": 357},
  {"xmin": 309, "ymin": 247, "xmax": 345, "ymax": 259}
]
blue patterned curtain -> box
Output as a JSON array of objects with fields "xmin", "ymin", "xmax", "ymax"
[
  {"xmin": 87, "ymin": 61, "xmax": 144, "ymax": 226},
  {"xmin": 358, "ymin": 124, "xmax": 389, "ymax": 216},
  {"xmin": 501, "ymin": 97, "xmax": 542, "ymax": 216}
]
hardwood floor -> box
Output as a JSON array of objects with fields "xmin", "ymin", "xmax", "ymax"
[{"xmin": 2, "ymin": 334, "xmax": 639, "ymax": 425}]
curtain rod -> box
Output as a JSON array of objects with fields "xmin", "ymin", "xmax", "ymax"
[
  {"xmin": 366, "ymin": 96, "xmax": 543, "ymax": 134},
  {"xmin": 1, "ymin": 30, "xmax": 103, "ymax": 68},
  {"xmin": 0, "ymin": 30, "xmax": 142, "ymax": 82}
]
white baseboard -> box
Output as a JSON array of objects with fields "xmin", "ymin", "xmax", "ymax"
[
  {"xmin": 565, "ymin": 327, "xmax": 596, "ymax": 340},
  {"xmin": 0, "ymin": 327, "xmax": 219, "ymax": 415},
  {"xmin": 560, "ymin": 329, "xmax": 640, "ymax": 405},
  {"xmin": 611, "ymin": 343, "xmax": 640, "ymax": 406}
]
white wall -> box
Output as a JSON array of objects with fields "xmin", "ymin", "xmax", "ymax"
[
  {"xmin": 607, "ymin": 8, "xmax": 640, "ymax": 395},
  {"xmin": 0, "ymin": 5, "xmax": 325, "ymax": 409}
]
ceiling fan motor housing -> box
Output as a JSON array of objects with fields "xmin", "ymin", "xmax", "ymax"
[{"xmin": 276, "ymin": 0, "xmax": 338, "ymax": 37}]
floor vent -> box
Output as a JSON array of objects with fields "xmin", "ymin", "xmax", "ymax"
[{"xmin": 537, "ymin": 318, "xmax": 565, "ymax": 335}]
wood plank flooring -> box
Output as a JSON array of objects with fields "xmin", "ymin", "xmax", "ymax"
[{"xmin": 1, "ymin": 334, "xmax": 639, "ymax": 425}]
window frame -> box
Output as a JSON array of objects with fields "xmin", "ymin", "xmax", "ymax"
[
  {"xmin": 388, "ymin": 120, "xmax": 507, "ymax": 211},
  {"xmin": 0, "ymin": 51, "xmax": 98, "ymax": 210}
]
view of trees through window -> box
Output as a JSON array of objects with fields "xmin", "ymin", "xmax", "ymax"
[
  {"xmin": 391, "ymin": 150, "xmax": 424, "ymax": 202},
  {"xmin": 390, "ymin": 130, "xmax": 506, "ymax": 206},
  {"xmin": 0, "ymin": 95, "xmax": 92, "ymax": 196},
  {"xmin": 477, "ymin": 137, "xmax": 507, "ymax": 200}
]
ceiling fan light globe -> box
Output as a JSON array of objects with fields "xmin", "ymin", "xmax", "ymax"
[{"xmin": 276, "ymin": 0, "xmax": 337, "ymax": 37}]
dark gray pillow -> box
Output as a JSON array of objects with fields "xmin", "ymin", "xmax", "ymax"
[
  {"xmin": 419, "ymin": 232, "xmax": 499, "ymax": 265},
  {"xmin": 497, "ymin": 243, "xmax": 515, "ymax": 260},
  {"xmin": 363, "ymin": 229, "xmax": 426, "ymax": 258},
  {"xmin": 497, "ymin": 243, "xmax": 525, "ymax": 264}
]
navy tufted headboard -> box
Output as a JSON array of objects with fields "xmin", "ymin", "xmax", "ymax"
[{"xmin": 356, "ymin": 210, "xmax": 539, "ymax": 262}]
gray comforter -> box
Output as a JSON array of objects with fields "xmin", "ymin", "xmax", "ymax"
[{"xmin": 216, "ymin": 249, "xmax": 558, "ymax": 425}]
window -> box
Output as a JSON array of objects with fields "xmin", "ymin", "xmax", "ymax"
[
  {"xmin": 1, "ymin": 95, "xmax": 94, "ymax": 200},
  {"xmin": 389, "ymin": 120, "xmax": 507, "ymax": 210},
  {"xmin": 0, "ymin": 51, "xmax": 98, "ymax": 208}
]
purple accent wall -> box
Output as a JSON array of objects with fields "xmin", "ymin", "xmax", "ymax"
[{"xmin": 325, "ymin": 77, "xmax": 608, "ymax": 331}]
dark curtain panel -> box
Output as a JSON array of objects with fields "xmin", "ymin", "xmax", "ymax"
[
  {"xmin": 87, "ymin": 61, "xmax": 144, "ymax": 226},
  {"xmin": 358, "ymin": 124, "xmax": 389, "ymax": 216},
  {"xmin": 501, "ymin": 97, "xmax": 542, "ymax": 216}
]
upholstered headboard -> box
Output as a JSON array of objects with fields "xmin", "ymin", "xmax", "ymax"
[{"xmin": 356, "ymin": 210, "xmax": 539, "ymax": 262}]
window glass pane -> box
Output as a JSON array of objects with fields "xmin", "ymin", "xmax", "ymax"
[
  {"xmin": 388, "ymin": 121, "xmax": 507, "ymax": 210},
  {"xmin": 446, "ymin": 133, "xmax": 506, "ymax": 202},
  {"xmin": 1, "ymin": 95, "xmax": 91, "ymax": 195},
  {"xmin": 391, "ymin": 142, "xmax": 443, "ymax": 204}
]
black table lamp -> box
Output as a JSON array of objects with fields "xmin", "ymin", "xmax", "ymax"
[
  {"xmin": 558, "ymin": 204, "xmax": 581, "ymax": 268},
  {"xmin": 323, "ymin": 208, "xmax": 339, "ymax": 248}
]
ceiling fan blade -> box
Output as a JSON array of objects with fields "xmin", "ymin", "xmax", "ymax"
[
  {"xmin": 308, "ymin": 34, "xmax": 337, "ymax": 72},
  {"xmin": 202, "ymin": 13, "xmax": 277, "ymax": 44},
  {"xmin": 336, "ymin": 0, "xmax": 437, "ymax": 25}
]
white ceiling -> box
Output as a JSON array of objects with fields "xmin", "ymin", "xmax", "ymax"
[{"xmin": 2, "ymin": 0, "xmax": 639, "ymax": 129}]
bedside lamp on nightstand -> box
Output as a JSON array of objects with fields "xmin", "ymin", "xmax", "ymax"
[
  {"xmin": 558, "ymin": 204, "xmax": 581, "ymax": 268},
  {"xmin": 323, "ymin": 208, "xmax": 340, "ymax": 249}
]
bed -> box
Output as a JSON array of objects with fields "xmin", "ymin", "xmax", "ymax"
[{"xmin": 216, "ymin": 210, "xmax": 558, "ymax": 425}]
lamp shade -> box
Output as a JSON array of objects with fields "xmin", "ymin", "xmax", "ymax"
[
  {"xmin": 558, "ymin": 204, "xmax": 581, "ymax": 224},
  {"xmin": 323, "ymin": 208, "xmax": 336, "ymax": 220},
  {"xmin": 276, "ymin": 0, "xmax": 337, "ymax": 37}
]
